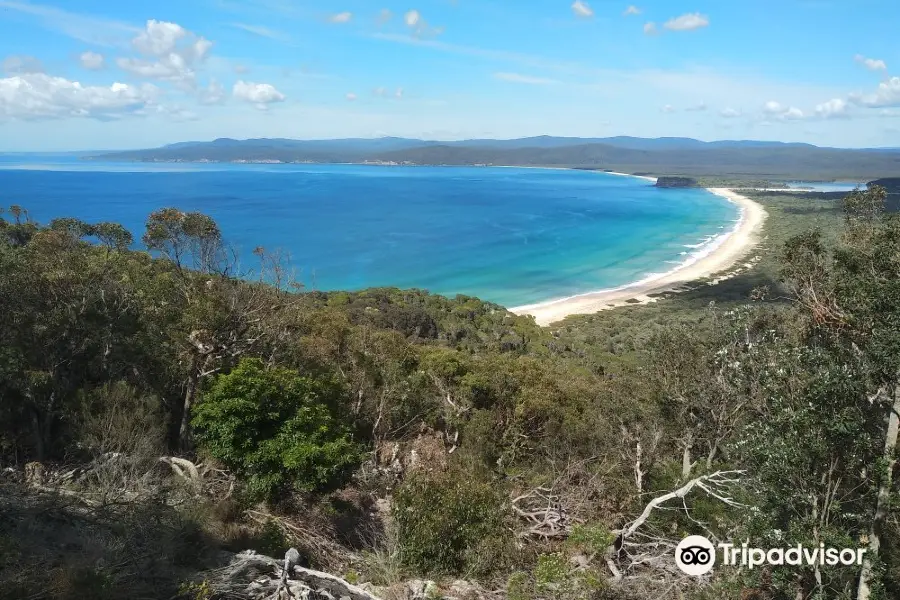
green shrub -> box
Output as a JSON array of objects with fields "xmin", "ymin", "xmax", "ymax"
[
  {"xmin": 566, "ymin": 523, "xmax": 614, "ymax": 556},
  {"xmin": 192, "ymin": 358, "xmax": 362, "ymax": 501},
  {"xmin": 534, "ymin": 553, "xmax": 569, "ymax": 589},
  {"xmin": 506, "ymin": 571, "xmax": 531, "ymax": 600},
  {"xmin": 392, "ymin": 469, "xmax": 513, "ymax": 577}
]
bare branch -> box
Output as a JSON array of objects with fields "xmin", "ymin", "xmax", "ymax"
[{"xmin": 617, "ymin": 470, "xmax": 746, "ymax": 541}]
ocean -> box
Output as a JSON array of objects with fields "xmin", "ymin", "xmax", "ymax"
[{"xmin": 0, "ymin": 155, "xmax": 739, "ymax": 308}]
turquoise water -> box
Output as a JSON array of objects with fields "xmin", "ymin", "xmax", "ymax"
[{"xmin": 0, "ymin": 156, "xmax": 739, "ymax": 307}]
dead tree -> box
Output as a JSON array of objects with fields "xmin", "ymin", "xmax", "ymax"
[
  {"xmin": 194, "ymin": 549, "xmax": 383, "ymax": 600},
  {"xmin": 605, "ymin": 470, "xmax": 745, "ymax": 582},
  {"xmin": 512, "ymin": 486, "xmax": 578, "ymax": 540}
]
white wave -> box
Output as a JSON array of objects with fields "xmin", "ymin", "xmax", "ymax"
[{"xmin": 513, "ymin": 201, "xmax": 746, "ymax": 312}]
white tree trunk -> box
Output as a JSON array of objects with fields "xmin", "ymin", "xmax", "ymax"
[
  {"xmin": 681, "ymin": 431, "xmax": 693, "ymax": 480},
  {"xmin": 857, "ymin": 385, "xmax": 900, "ymax": 600}
]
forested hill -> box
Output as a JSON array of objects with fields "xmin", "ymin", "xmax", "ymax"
[
  {"xmin": 371, "ymin": 144, "xmax": 900, "ymax": 179},
  {"xmin": 89, "ymin": 136, "xmax": 900, "ymax": 179},
  {"xmin": 4, "ymin": 186, "xmax": 900, "ymax": 599}
]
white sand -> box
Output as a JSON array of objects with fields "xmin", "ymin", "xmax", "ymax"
[
  {"xmin": 511, "ymin": 187, "xmax": 768, "ymax": 326},
  {"xmin": 605, "ymin": 171, "xmax": 659, "ymax": 183}
]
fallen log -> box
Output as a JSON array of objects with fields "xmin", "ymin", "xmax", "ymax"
[{"xmin": 193, "ymin": 548, "xmax": 383, "ymax": 600}]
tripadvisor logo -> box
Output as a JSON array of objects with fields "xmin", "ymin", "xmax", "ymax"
[
  {"xmin": 675, "ymin": 536, "xmax": 716, "ymax": 576},
  {"xmin": 675, "ymin": 535, "xmax": 867, "ymax": 576}
]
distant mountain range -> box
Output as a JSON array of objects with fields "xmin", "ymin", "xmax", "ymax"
[
  {"xmin": 116, "ymin": 135, "xmax": 827, "ymax": 156},
  {"xmin": 88, "ymin": 136, "xmax": 900, "ymax": 180}
]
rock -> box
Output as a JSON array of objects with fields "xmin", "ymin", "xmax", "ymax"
[
  {"xmin": 569, "ymin": 553, "xmax": 590, "ymax": 569},
  {"xmin": 446, "ymin": 579, "xmax": 482, "ymax": 599},
  {"xmin": 1, "ymin": 466, "xmax": 23, "ymax": 483},
  {"xmin": 24, "ymin": 461, "xmax": 45, "ymax": 486},
  {"xmin": 404, "ymin": 579, "xmax": 439, "ymax": 599}
]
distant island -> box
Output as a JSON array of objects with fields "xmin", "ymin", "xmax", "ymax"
[{"xmin": 85, "ymin": 136, "xmax": 900, "ymax": 180}]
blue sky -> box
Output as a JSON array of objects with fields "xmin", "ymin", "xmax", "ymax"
[{"xmin": 1, "ymin": 0, "xmax": 898, "ymax": 150}]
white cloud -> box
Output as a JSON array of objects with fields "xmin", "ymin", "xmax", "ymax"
[
  {"xmin": 403, "ymin": 9, "xmax": 442, "ymax": 37},
  {"xmin": 371, "ymin": 32, "xmax": 849, "ymax": 127},
  {"xmin": 0, "ymin": 72, "xmax": 158, "ymax": 120},
  {"xmin": 377, "ymin": 9, "xmax": 392, "ymax": 25},
  {"xmin": 643, "ymin": 22, "xmax": 658, "ymax": 35},
  {"xmin": 79, "ymin": 51, "xmax": 104, "ymax": 70},
  {"xmin": 199, "ymin": 79, "xmax": 226, "ymax": 105},
  {"xmin": 624, "ymin": 6, "xmax": 641, "ymax": 16},
  {"xmin": 118, "ymin": 20, "xmax": 213, "ymax": 88},
  {"xmin": 572, "ymin": 1, "xmax": 593, "ymax": 18},
  {"xmin": 763, "ymin": 100, "xmax": 784, "ymax": 114},
  {"xmin": 232, "ymin": 80, "xmax": 285, "ymax": 110},
  {"xmin": 2, "ymin": 55, "xmax": 44, "ymax": 74},
  {"xmin": 663, "ymin": 13, "xmax": 709, "ymax": 32},
  {"xmin": 763, "ymin": 101, "xmax": 804, "ymax": 120},
  {"xmin": 661, "ymin": 104, "xmax": 675, "ymax": 113},
  {"xmin": 133, "ymin": 20, "xmax": 186, "ymax": 56},
  {"xmin": 494, "ymin": 72, "xmax": 560, "ymax": 85},
  {"xmin": 814, "ymin": 98, "xmax": 849, "ymax": 119},
  {"xmin": 405, "ymin": 10, "xmax": 421, "ymax": 26},
  {"xmin": 139, "ymin": 103, "xmax": 198, "ymax": 121},
  {"xmin": 686, "ymin": 101, "xmax": 707, "ymax": 111},
  {"xmin": 330, "ymin": 12, "xmax": 353, "ymax": 24},
  {"xmin": 234, "ymin": 64, "xmax": 250, "ymax": 74},
  {"xmin": 850, "ymin": 77, "xmax": 900, "ymax": 108},
  {"xmin": 720, "ymin": 107, "xmax": 741, "ymax": 118},
  {"xmin": 0, "ymin": 0, "xmax": 137, "ymax": 47},
  {"xmin": 230, "ymin": 23, "xmax": 289, "ymax": 42},
  {"xmin": 854, "ymin": 54, "xmax": 887, "ymax": 72},
  {"xmin": 116, "ymin": 57, "xmax": 180, "ymax": 80},
  {"xmin": 346, "ymin": 92, "xmax": 357, "ymax": 101},
  {"xmin": 370, "ymin": 86, "xmax": 405, "ymax": 99}
]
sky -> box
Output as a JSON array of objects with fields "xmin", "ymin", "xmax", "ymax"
[{"xmin": 0, "ymin": 0, "xmax": 899, "ymax": 151}]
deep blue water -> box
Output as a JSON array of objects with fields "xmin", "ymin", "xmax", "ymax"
[{"xmin": 0, "ymin": 155, "xmax": 738, "ymax": 307}]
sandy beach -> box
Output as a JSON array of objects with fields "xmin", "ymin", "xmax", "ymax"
[
  {"xmin": 604, "ymin": 171, "xmax": 659, "ymax": 183},
  {"xmin": 511, "ymin": 186, "xmax": 768, "ymax": 326}
]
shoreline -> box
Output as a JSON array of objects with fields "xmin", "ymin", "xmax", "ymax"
[{"xmin": 511, "ymin": 184, "xmax": 768, "ymax": 326}]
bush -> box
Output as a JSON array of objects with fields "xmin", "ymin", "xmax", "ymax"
[
  {"xmin": 76, "ymin": 382, "xmax": 166, "ymax": 458},
  {"xmin": 191, "ymin": 358, "xmax": 362, "ymax": 501},
  {"xmin": 392, "ymin": 469, "xmax": 513, "ymax": 577}
]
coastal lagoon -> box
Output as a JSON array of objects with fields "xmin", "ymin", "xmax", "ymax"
[{"xmin": 0, "ymin": 156, "xmax": 739, "ymax": 308}]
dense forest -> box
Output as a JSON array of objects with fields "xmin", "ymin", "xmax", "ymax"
[{"xmin": 2, "ymin": 185, "xmax": 900, "ymax": 600}]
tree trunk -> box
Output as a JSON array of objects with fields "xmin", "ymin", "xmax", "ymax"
[
  {"xmin": 30, "ymin": 409, "xmax": 45, "ymax": 462},
  {"xmin": 634, "ymin": 441, "xmax": 643, "ymax": 495},
  {"xmin": 857, "ymin": 385, "xmax": 900, "ymax": 600},
  {"xmin": 706, "ymin": 443, "xmax": 719, "ymax": 470},
  {"xmin": 178, "ymin": 360, "xmax": 201, "ymax": 451},
  {"xmin": 681, "ymin": 431, "xmax": 693, "ymax": 480}
]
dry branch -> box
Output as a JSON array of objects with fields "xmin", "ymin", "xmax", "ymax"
[
  {"xmin": 601, "ymin": 470, "xmax": 746, "ymax": 584},
  {"xmin": 511, "ymin": 486, "xmax": 578, "ymax": 540},
  {"xmin": 197, "ymin": 549, "xmax": 383, "ymax": 600},
  {"xmin": 617, "ymin": 470, "xmax": 745, "ymax": 542},
  {"xmin": 244, "ymin": 509, "xmax": 348, "ymax": 570}
]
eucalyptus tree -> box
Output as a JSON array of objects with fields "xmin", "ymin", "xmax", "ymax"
[
  {"xmin": 742, "ymin": 185, "xmax": 900, "ymax": 599},
  {"xmin": 142, "ymin": 208, "xmax": 297, "ymax": 449}
]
